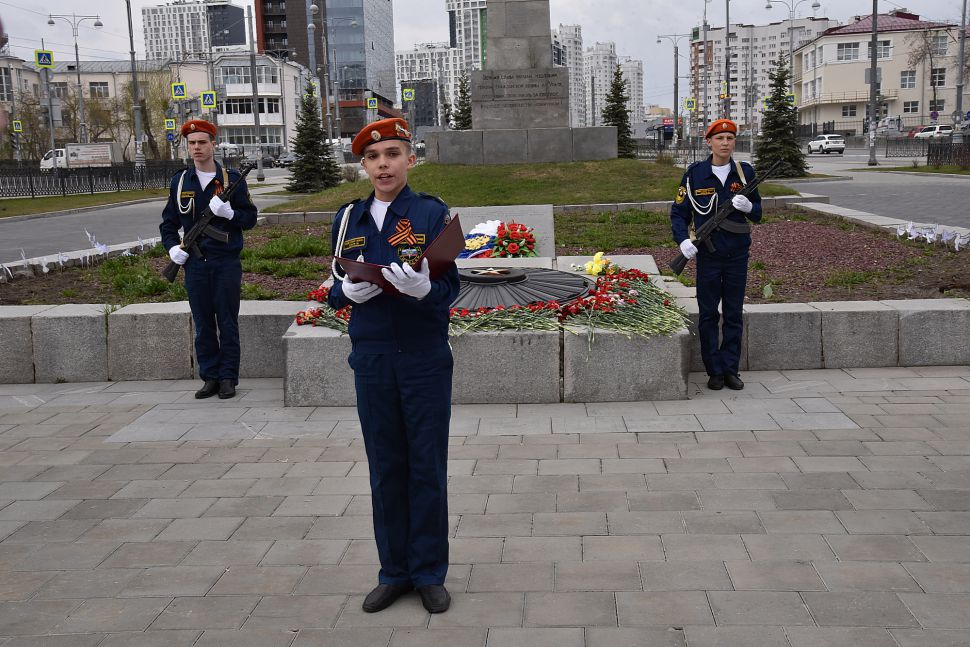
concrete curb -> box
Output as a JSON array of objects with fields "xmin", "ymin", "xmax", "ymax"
[{"xmin": 0, "ymin": 196, "xmax": 167, "ymax": 224}]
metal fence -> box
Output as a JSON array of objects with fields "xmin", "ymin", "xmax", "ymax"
[
  {"xmin": 885, "ymin": 139, "xmax": 931, "ymax": 158},
  {"xmin": 0, "ymin": 162, "xmax": 195, "ymax": 199},
  {"xmin": 927, "ymin": 140, "xmax": 970, "ymax": 168}
]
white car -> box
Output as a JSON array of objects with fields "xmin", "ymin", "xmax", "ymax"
[
  {"xmin": 913, "ymin": 124, "xmax": 953, "ymax": 138},
  {"xmin": 807, "ymin": 134, "xmax": 845, "ymax": 154}
]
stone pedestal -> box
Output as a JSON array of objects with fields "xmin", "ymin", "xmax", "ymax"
[
  {"xmin": 32, "ymin": 304, "xmax": 108, "ymax": 383},
  {"xmin": 471, "ymin": 68, "xmax": 570, "ymax": 130}
]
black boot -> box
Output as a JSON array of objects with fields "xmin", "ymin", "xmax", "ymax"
[
  {"xmin": 417, "ymin": 584, "xmax": 451, "ymax": 613},
  {"xmin": 217, "ymin": 379, "xmax": 236, "ymax": 399},
  {"xmin": 707, "ymin": 375, "xmax": 725, "ymax": 390},
  {"xmin": 362, "ymin": 583, "xmax": 412, "ymax": 613},
  {"xmin": 195, "ymin": 379, "xmax": 219, "ymax": 399},
  {"xmin": 725, "ymin": 374, "xmax": 745, "ymax": 390}
]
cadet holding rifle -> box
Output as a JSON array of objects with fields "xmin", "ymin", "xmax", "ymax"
[
  {"xmin": 159, "ymin": 119, "xmax": 258, "ymax": 400},
  {"xmin": 670, "ymin": 119, "xmax": 761, "ymax": 391}
]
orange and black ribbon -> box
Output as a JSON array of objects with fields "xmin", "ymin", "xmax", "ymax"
[{"xmin": 387, "ymin": 218, "xmax": 417, "ymax": 246}]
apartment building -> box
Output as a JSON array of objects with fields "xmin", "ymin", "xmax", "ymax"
[
  {"xmin": 553, "ymin": 24, "xmax": 586, "ymax": 128},
  {"xmin": 143, "ymin": 0, "xmax": 246, "ymax": 62},
  {"xmin": 446, "ymin": 0, "xmax": 487, "ymax": 71},
  {"xmin": 395, "ymin": 42, "xmax": 461, "ymax": 120}
]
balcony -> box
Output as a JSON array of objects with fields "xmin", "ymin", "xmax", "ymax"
[
  {"xmin": 798, "ymin": 89, "xmax": 898, "ymax": 107},
  {"xmin": 223, "ymin": 83, "xmax": 282, "ymax": 97},
  {"xmin": 218, "ymin": 113, "xmax": 284, "ymax": 127}
]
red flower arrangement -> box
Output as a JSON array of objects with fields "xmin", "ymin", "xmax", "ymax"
[
  {"xmin": 295, "ymin": 285, "xmax": 352, "ymax": 332},
  {"xmin": 491, "ymin": 221, "xmax": 538, "ymax": 258}
]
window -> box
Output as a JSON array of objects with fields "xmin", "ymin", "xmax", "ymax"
[
  {"xmin": 932, "ymin": 34, "xmax": 948, "ymax": 56},
  {"xmin": 842, "ymin": 105, "xmax": 857, "ymax": 117},
  {"xmin": 867, "ymin": 39, "xmax": 891, "ymax": 59},
  {"xmin": 49, "ymin": 82, "xmax": 68, "ymax": 99},
  {"xmin": 0, "ymin": 68, "xmax": 11, "ymax": 102},
  {"xmin": 89, "ymin": 82, "xmax": 109, "ymax": 98},
  {"xmin": 930, "ymin": 99, "xmax": 945, "ymax": 113},
  {"xmin": 900, "ymin": 70, "xmax": 916, "ymax": 89},
  {"xmin": 837, "ymin": 42, "xmax": 860, "ymax": 61},
  {"xmin": 903, "ymin": 101, "xmax": 919, "ymax": 113},
  {"xmin": 931, "ymin": 67, "xmax": 946, "ymax": 87}
]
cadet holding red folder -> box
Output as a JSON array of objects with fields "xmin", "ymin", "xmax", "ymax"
[{"xmin": 326, "ymin": 117, "xmax": 459, "ymax": 615}]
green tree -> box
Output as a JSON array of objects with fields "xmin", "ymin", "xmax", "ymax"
[
  {"xmin": 287, "ymin": 82, "xmax": 340, "ymax": 193},
  {"xmin": 452, "ymin": 73, "xmax": 472, "ymax": 130},
  {"xmin": 754, "ymin": 58, "xmax": 808, "ymax": 178},
  {"xmin": 601, "ymin": 66, "xmax": 635, "ymax": 158}
]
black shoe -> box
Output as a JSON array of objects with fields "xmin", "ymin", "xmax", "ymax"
[
  {"xmin": 195, "ymin": 379, "xmax": 219, "ymax": 399},
  {"xmin": 707, "ymin": 375, "xmax": 725, "ymax": 390},
  {"xmin": 725, "ymin": 374, "xmax": 745, "ymax": 390},
  {"xmin": 416, "ymin": 584, "xmax": 451, "ymax": 613},
  {"xmin": 217, "ymin": 379, "xmax": 236, "ymax": 399},
  {"xmin": 362, "ymin": 583, "xmax": 412, "ymax": 613}
]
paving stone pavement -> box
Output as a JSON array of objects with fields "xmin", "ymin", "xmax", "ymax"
[{"xmin": 0, "ymin": 367, "xmax": 969, "ymax": 646}]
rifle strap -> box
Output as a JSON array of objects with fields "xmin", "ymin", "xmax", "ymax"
[{"xmin": 717, "ymin": 219, "xmax": 752, "ymax": 234}]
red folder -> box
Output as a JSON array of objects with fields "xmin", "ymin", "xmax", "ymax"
[{"xmin": 337, "ymin": 214, "xmax": 463, "ymax": 293}]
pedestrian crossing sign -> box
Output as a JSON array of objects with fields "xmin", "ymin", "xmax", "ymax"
[
  {"xmin": 164, "ymin": 119, "xmax": 176, "ymax": 131},
  {"xmin": 402, "ymin": 88, "xmax": 415, "ymax": 101},
  {"xmin": 201, "ymin": 91, "xmax": 217, "ymax": 109},
  {"xmin": 684, "ymin": 98, "xmax": 696, "ymax": 112},
  {"xmin": 35, "ymin": 50, "xmax": 54, "ymax": 68},
  {"xmin": 171, "ymin": 83, "xmax": 187, "ymax": 100},
  {"xmin": 786, "ymin": 93, "xmax": 796, "ymax": 105},
  {"xmin": 12, "ymin": 120, "xmax": 22, "ymax": 133},
  {"xmin": 367, "ymin": 97, "xmax": 378, "ymax": 109}
]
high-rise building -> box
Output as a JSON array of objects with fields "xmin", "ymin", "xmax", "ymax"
[
  {"xmin": 399, "ymin": 79, "xmax": 439, "ymax": 128},
  {"xmin": 143, "ymin": 0, "xmax": 245, "ymax": 62},
  {"xmin": 690, "ymin": 16, "xmax": 838, "ymax": 133},
  {"xmin": 583, "ymin": 42, "xmax": 616, "ymax": 127},
  {"xmin": 553, "ymin": 24, "xmax": 585, "ymax": 128},
  {"xmin": 395, "ymin": 42, "xmax": 461, "ymax": 119},
  {"xmin": 446, "ymin": 0, "xmax": 487, "ymax": 71},
  {"xmin": 619, "ymin": 56, "xmax": 644, "ymax": 122},
  {"xmin": 254, "ymin": 1, "xmax": 325, "ymax": 71}
]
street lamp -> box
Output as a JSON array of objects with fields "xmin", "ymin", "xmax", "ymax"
[
  {"xmin": 47, "ymin": 12, "xmax": 103, "ymax": 144},
  {"xmin": 657, "ymin": 33, "xmax": 689, "ymax": 145},
  {"xmin": 765, "ymin": 0, "xmax": 821, "ymax": 91},
  {"xmin": 124, "ymin": 1, "xmax": 144, "ymax": 167}
]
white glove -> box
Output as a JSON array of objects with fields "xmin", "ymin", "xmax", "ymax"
[
  {"xmin": 731, "ymin": 194, "xmax": 753, "ymax": 214},
  {"xmin": 209, "ymin": 195, "xmax": 234, "ymax": 220},
  {"xmin": 381, "ymin": 259, "xmax": 431, "ymax": 299},
  {"xmin": 168, "ymin": 245, "xmax": 189, "ymax": 265},
  {"xmin": 679, "ymin": 239, "xmax": 698, "ymax": 260},
  {"xmin": 341, "ymin": 275, "xmax": 382, "ymax": 304}
]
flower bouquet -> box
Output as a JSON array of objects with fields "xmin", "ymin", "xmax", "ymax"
[
  {"xmin": 491, "ymin": 221, "xmax": 538, "ymax": 258},
  {"xmin": 448, "ymin": 302, "xmax": 561, "ymax": 337},
  {"xmin": 295, "ymin": 286, "xmax": 352, "ymax": 332}
]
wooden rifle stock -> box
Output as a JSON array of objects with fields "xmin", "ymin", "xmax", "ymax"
[
  {"xmin": 668, "ymin": 159, "xmax": 784, "ymax": 276},
  {"xmin": 161, "ymin": 164, "xmax": 255, "ymax": 282}
]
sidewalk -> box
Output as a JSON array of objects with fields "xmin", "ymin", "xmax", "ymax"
[{"xmin": 1, "ymin": 367, "xmax": 969, "ymax": 646}]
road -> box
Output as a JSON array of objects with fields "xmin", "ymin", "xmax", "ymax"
[{"xmin": 0, "ymin": 169, "xmax": 292, "ymax": 265}]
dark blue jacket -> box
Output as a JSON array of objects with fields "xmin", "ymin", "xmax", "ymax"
[
  {"xmin": 670, "ymin": 156, "xmax": 762, "ymax": 258},
  {"xmin": 327, "ymin": 185, "xmax": 459, "ymax": 353},
  {"xmin": 159, "ymin": 162, "xmax": 258, "ymax": 259}
]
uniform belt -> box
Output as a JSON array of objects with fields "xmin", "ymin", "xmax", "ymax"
[{"xmin": 717, "ymin": 219, "xmax": 752, "ymax": 234}]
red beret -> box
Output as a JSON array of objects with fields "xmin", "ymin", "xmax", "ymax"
[
  {"xmin": 180, "ymin": 119, "xmax": 218, "ymax": 138},
  {"xmin": 705, "ymin": 119, "xmax": 737, "ymax": 139},
  {"xmin": 352, "ymin": 117, "xmax": 412, "ymax": 156}
]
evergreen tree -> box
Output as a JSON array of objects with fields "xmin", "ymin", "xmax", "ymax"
[
  {"xmin": 287, "ymin": 82, "xmax": 341, "ymax": 193},
  {"xmin": 753, "ymin": 58, "xmax": 808, "ymax": 178},
  {"xmin": 452, "ymin": 73, "xmax": 473, "ymax": 130},
  {"xmin": 601, "ymin": 66, "xmax": 636, "ymax": 158}
]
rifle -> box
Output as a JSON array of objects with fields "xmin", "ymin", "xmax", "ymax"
[
  {"xmin": 668, "ymin": 158, "xmax": 784, "ymax": 276},
  {"xmin": 161, "ymin": 163, "xmax": 255, "ymax": 282}
]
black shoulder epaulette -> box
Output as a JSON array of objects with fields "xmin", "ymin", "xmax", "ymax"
[{"xmin": 417, "ymin": 192, "xmax": 448, "ymax": 207}]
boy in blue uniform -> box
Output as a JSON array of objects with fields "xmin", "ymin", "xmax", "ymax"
[
  {"xmin": 327, "ymin": 117, "xmax": 459, "ymax": 614},
  {"xmin": 670, "ymin": 119, "xmax": 762, "ymax": 391},
  {"xmin": 160, "ymin": 119, "xmax": 258, "ymax": 399}
]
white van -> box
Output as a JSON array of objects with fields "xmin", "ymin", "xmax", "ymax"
[{"xmin": 39, "ymin": 148, "xmax": 66, "ymax": 171}]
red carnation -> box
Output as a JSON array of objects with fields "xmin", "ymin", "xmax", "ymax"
[
  {"xmin": 510, "ymin": 232, "xmax": 522, "ymax": 240},
  {"xmin": 507, "ymin": 242, "xmax": 520, "ymax": 254}
]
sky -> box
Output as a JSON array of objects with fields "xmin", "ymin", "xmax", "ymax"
[{"xmin": 2, "ymin": 0, "xmax": 967, "ymax": 108}]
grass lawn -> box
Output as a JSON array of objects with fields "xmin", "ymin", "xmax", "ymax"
[
  {"xmin": 0, "ymin": 189, "xmax": 168, "ymax": 219},
  {"xmin": 851, "ymin": 164, "xmax": 970, "ymax": 175},
  {"xmin": 265, "ymin": 159, "xmax": 795, "ymax": 213}
]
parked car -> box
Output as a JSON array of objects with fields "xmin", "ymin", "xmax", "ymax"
[
  {"xmin": 914, "ymin": 124, "xmax": 954, "ymax": 138},
  {"xmin": 275, "ymin": 152, "xmax": 299, "ymax": 168},
  {"xmin": 807, "ymin": 134, "xmax": 845, "ymax": 154},
  {"xmin": 242, "ymin": 152, "xmax": 277, "ymax": 167}
]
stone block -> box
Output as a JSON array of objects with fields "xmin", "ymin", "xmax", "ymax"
[
  {"xmin": 437, "ymin": 130, "xmax": 484, "ymax": 165},
  {"xmin": 528, "ymin": 128, "xmax": 573, "ymax": 163},
  {"xmin": 453, "ymin": 204, "xmax": 555, "ymax": 258},
  {"xmin": 472, "ymin": 69, "xmax": 569, "ymax": 130},
  {"xmin": 573, "ymin": 127, "xmax": 618, "ymax": 161},
  {"xmin": 745, "ymin": 303, "xmax": 822, "ymax": 371},
  {"xmin": 883, "ymin": 299, "xmax": 970, "ymax": 366},
  {"xmin": 563, "ymin": 328, "xmax": 690, "ymax": 402},
  {"xmin": 0, "ymin": 305, "xmax": 52, "ymax": 383},
  {"xmin": 32, "ymin": 304, "xmax": 108, "ymax": 383},
  {"xmin": 424, "ymin": 131, "xmax": 440, "ymax": 163},
  {"xmin": 483, "ymin": 129, "xmax": 529, "ymax": 165},
  {"xmin": 283, "ymin": 320, "xmax": 355, "ymax": 407},
  {"xmin": 504, "ymin": 1, "xmax": 553, "ymax": 39},
  {"xmin": 451, "ymin": 331, "xmax": 560, "ymax": 403},
  {"xmin": 108, "ymin": 302, "xmax": 193, "ymax": 381},
  {"xmin": 810, "ymin": 301, "xmax": 898, "ymax": 368},
  {"xmin": 239, "ymin": 301, "xmax": 304, "ymax": 378},
  {"xmin": 459, "ymin": 257, "xmax": 554, "ymax": 270}
]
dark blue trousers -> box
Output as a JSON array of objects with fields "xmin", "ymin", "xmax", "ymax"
[
  {"xmin": 696, "ymin": 252, "xmax": 748, "ymax": 377},
  {"xmin": 349, "ymin": 346, "xmax": 453, "ymax": 587},
  {"xmin": 184, "ymin": 255, "xmax": 242, "ymax": 383}
]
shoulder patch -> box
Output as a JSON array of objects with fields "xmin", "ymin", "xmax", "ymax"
[{"xmin": 675, "ymin": 186, "xmax": 687, "ymax": 204}]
